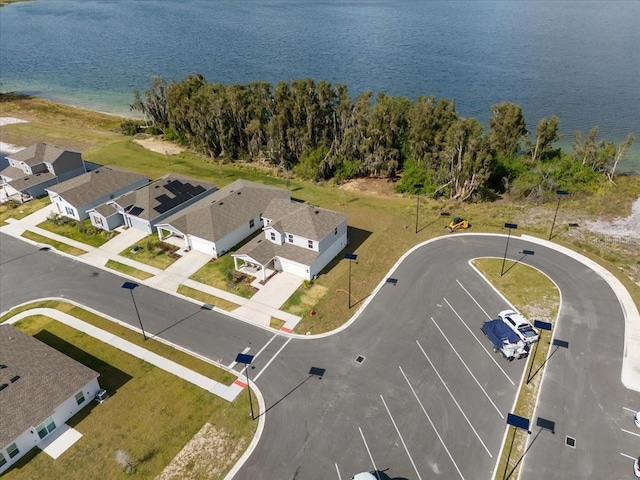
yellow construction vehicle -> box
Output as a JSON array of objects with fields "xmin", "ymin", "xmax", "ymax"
[{"xmin": 445, "ymin": 217, "xmax": 471, "ymax": 232}]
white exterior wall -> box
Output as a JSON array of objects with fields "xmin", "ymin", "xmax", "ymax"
[
  {"xmin": 310, "ymin": 231, "xmax": 348, "ymax": 278},
  {"xmin": 0, "ymin": 378, "xmax": 100, "ymax": 475},
  {"xmin": 276, "ymin": 257, "xmax": 312, "ymax": 280},
  {"xmin": 317, "ymin": 219, "xmax": 348, "ymax": 252},
  {"xmin": 264, "ymin": 226, "xmax": 284, "ymax": 245},
  {"xmin": 50, "ymin": 194, "xmax": 80, "ymax": 220},
  {"xmin": 282, "ymin": 230, "xmax": 318, "ymax": 250},
  {"xmin": 125, "ymin": 215, "xmax": 152, "ymax": 234},
  {"xmin": 89, "ymin": 211, "xmax": 122, "ymax": 231},
  {"xmin": 190, "ymin": 236, "xmax": 217, "ymax": 257}
]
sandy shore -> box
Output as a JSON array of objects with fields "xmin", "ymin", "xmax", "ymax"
[{"xmin": 0, "ymin": 117, "xmax": 28, "ymax": 153}]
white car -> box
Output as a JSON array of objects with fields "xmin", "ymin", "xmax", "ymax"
[
  {"xmin": 634, "ymin": 455, "xmax": 640, "ymax": 477},
  {"xmin": 635, "ymin": 410, "xmax": 640, "ymax": 428},
  {"xmin": 350, "ymin": 473, "xmax": 377, "ymax": 480},
  {"xmin": 498, "ymin": 309, "xmax": 540, "ymax": 344}
]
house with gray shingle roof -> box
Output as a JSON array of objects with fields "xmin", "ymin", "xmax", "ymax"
[
  {"xmin": 46, "ymin": 166, "xmax": 148, "ymax": 221},
  {"xmin": 156, "ymin": 179, "xmax": 290, "ymax": 258},
  {"xmin": 0, "ymin": 143, "xmax": 87, "ymax": 203},
  {"xmin": 233, "ymin": 198, "xmax": 348, "ymax": 281},
  {"xmin": 87, "ymin": 174, "xmax": 217, "ymax": 233},
  {"xmin": 0, "ymin": 324, "xmax": 101, "ymax": 474}
]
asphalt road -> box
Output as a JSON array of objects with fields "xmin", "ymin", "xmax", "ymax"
[{"xmin": 1, "ymin": 232, "xmax": 638, "ymax": 480}]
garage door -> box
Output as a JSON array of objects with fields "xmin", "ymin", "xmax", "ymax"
[
  {"xmin": 190, "ymin": 236, "xmax": 216, "ymax": 256},
  {"xmin": 277, "ymin": 257, "xmax": 310, "ymax": 280}
]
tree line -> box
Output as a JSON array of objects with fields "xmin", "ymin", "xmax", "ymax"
[{"xmin": 130, "ymin": 75, "xmax": 635, "ymax": 201}]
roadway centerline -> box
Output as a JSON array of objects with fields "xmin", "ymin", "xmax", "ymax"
[
  {"xmin": 456, "ymin": 279, "xmax": 492, "ymax": 319},
  {"xmin": 399, "ymin": 365, "xmax": 465, "ymax": 480},
  {"xmin": 253, "ymin": 337, "xmax": 292, "ymax": 382},
  {"xmin": 418, "ymin": 333, "xmax": 503, "ymax": 419},
  {"xmin": 415, "ymin": 341, "xmax": 493, "ymax": 456},
  {"xmin": 358, "ymin": 427, "xmax": 381, "ymax": 480},
  {"xmin": 380, "ymin": 394, "xmax": 423, "ymax": 480},
  {"xmin": 443, "ymin": 297, "xmax": 515, "ymax": 385}
]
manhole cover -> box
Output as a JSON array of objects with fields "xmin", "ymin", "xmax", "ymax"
[
  {"xmin": 355, "ymin": 355, "xmax": 365, "ymax": 364},
  {"xmin": 565, "ymin": 436, "xmax": 576, "ymax": 448}
]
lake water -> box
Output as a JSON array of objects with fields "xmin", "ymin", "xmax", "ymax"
[{"xmin": 1, "ymin": 0, "xmax": 638, "ymax": 172}]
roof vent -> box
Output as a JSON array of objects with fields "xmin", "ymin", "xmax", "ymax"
[
  {"xmin": 237, "ymin": 191, "xmax": 242, "ymax": 195},
  {"xmin": 0, "ymin": 365, "xmax": 7, "ymax": 369},
  {"xmin": 0, "ymin": 384, "xmax": 8, "ymax": 391},
  {"xmin": 219, "ymin": 202, "xmax": 224, "ymax": 205},
  {"xmin": 315, "ymin": 210, "xmax": 319, "ymax": 214},
  {"xmin": 10, "ymin": 375, "xmax": 20, "ymax": 383}
]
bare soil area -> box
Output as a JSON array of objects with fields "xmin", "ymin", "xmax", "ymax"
[{"xmin": 133, "ymin": 135, "xmax": 185, "ymax": 155}]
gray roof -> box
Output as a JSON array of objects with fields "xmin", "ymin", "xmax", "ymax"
[
  {"xmin": 263, "ymin": 199, "xmax": 347, "ymax": 241},
  {"xmin": 112, "ymin": 174, "xmax": 217, "ymax": 221},
  {"xmin": 0, "ymin": 324, "xmax": 99, "ymax": 447},
  {"xmin": 8, "ymin": 172, "xmax": 55, "ymax": 190},
  {"xmin": 0, "ymin": 165, "xmax": 25, "ymax": 182},
  {"xmin": 234, "ymin": 234, "xmax": 319, "ymax": 266},
  {"xmin": 91, "ymin": 202, "xmax": 120, "ymax": 217},
  {"xmin": 46, "ymin": 166, "xmax": 148, "ymax": 208},
  {"xmin": 159, "ymin": 179, "xmax": 290, "ymax": 242},
  {"xmin": 6, "ymin": 143, "xmax": 78, "ymax": 167}
]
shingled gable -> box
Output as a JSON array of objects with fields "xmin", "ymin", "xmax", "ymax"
[
  {"xmin": 6, "ymin": 142, "xmax": 80, "ymax": 167},
  {"xmin": 159, "ymin": 179, "xmax": 290, "ymax": 242},
  {"xmin": 262, "ymin": 198, "xmax": 348, "ymax": 240},
  {"xmin": 46, "ymin": 166, "xmax": 148, "ymax": 208},
  {"xmin": 0, "ymin": 324, "xmax": 99, "ymax": 447}
]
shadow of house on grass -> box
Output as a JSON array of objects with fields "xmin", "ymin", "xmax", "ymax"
[
  {"xmin": 319, "ymin": 226, "xmax": 372, "ymax": 275},
  {"xmin": 34, "ymin": 329, "xmax": 133, "ymax": 399}
]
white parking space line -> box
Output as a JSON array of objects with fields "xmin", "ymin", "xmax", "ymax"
[
  {"xmin": 443, "ymin": 297, "xmax": 515, "ymax": 385},
  {"xmin": 399, "ymin": 366, "xmax": 466, "ymax": 480},
  {"xmin": 380, "ymin": 394, "xmax": 423, "ymax": 479},
  {"xmin": 334, "ymin": 463, "xmax": 342, "ymax": 480},
  {"xmin": 253, "ymin": 337, "xmax": 292, "ymax": 381},
  {"xmin": 624, "ymin": 407, "xmax": 638, "ymax": 413},
  {"xmin": 415, "ymin": 343, "xmax": 493, "ymax": 456},
  {"xmin": 622, "ymin": 428, "xmax": 640, "ymax": 438},
  {"xmin": 358, "ymin": 427, "xmax": 381, "ymax": 480},
  {"xmin": 424, "ymin": 324, "xmax": 504, "ymax": 419},
  {"xmin": 620, "ymin": 452, "xmax": 636, "ymax": 460},
  {"xmin": 456, "ymin": 280, "xmax": 492, "ymax": 319},
  {"xmin": 227, "ymin": 346, "xmax": 251, "ymax": 369}
]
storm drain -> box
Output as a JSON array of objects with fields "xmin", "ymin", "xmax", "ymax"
[
  {"xmin": 565, "ymin": 436, "xmax": 576, "ymax": 448},
  {"xmin": 355, "ymin": 355, "xmax": 365, "ymax": 364}
]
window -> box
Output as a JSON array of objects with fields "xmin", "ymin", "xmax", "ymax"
[
  {"xmin": 36, "ymin": 418, "xmax": 56, "ymax": 439},
  {"xmin": 7, "ymin": 443, "xmax": 19, "ymax": 459},
  {"xmin": 270, "ymin": 232, "xmax": 276, "ymax": 241},
  {"xmin": 288, "ymin": 234, "xmax": 293, "ymax": 243},
  {"xmin": 249, "ymin": 218, "xmax": 255, "ymax": 228},
  {"xmin": 65, "ymin": 206, "xmax": 74, "ymax": 216},
  {"xmin": 308, "ymin": 240, "xmax": 313, "ymax": 249},
  {"xmin": 0, "ymin": 451, "xmax": 6, "ymax": 467},
  {"xmin": 75, "ymin": 391, "xmax": 86, "ymax": 405},
  {"xmin": 93, "ymin": 216, "xmax": 103, "ymax": 226}
]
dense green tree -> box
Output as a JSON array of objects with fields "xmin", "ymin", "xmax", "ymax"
[
  {"xmin": 489, "ymin": 102, "xmax": 527, "ymax": 157},
  {"xmin": 131, "ymin": 76, "xmax": 169, "ymax": 132},
  {"xmin": 530, "ymin": 116, "xmax": 561, "ymax": 162}
]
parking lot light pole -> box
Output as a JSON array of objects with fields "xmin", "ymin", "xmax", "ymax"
[
  {"xmin": 501, "ymin": 223, "xmax": 518, "ymax": 277},
  {"xmin": 236, "ymin": 353, "xmax": 255, "ymax": 420},
  {"xmin": 527, "ymin": 320, "xmax": 553, "ymax": 384},
  {"xmin": 414, "ymin": 183, "xmax": 424, "ymax": 233},
  {"xmin": 344, "ymin": 253, "xmax": 358, "ymax": 309},
  {"xmin": 122, "ymin": 281, "xmax": 146, "ymax": 340},
  {"xmin": 549, "ymin": 190, "xmax": 569, "ymax": 240}
]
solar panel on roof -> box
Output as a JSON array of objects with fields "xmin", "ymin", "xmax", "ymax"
[{"xmin": 154, "ymin": 181, "xmax": 207, "ymax": 213}]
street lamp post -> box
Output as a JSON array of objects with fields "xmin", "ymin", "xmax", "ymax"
[
  {"xmin": 549, "ymin": 190, "xmax": 569, "ymax": 240},
  {"xmin": 122, "ymin": 281, "xmax": 146, "ymax": 340},
  {"xmin": 344, "ymin": 253, "xmax": 358, "ymax": 309},
  {"xmin": 235, "ymin": 353, "xmax": 255, "ymax": 420},
  {"xmin": 501, "ymin": 223, "xmax": 518, "ymax": 277},
  {"xmin": 414, "ymin": 183, "xmax": 424, "ymax": 233},
  {"xmin": 527, "ymin": 320, "xmax": 553, "ymax": 384}
]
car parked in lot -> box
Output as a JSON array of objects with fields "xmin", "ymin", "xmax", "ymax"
[
  {"xmin": 498, "ymin": 309, "xmax": 540, "ymax": 345},
  {"xmin": 350, "ymin": 473, "xmax": 377, "ymax": 480},
  {"xmin": 635, "ymin": 410, "xmax": 640, "ymax": 428},
  {"xmin": 634, "ymin": 455, "xmax": 640, "ymax": 477}
]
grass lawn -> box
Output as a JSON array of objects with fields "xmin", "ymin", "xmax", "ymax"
[
  {"xmin": 119, "ymin": 235, "xmax": 181, "ymax": 269},
  {"xmin": 177, "ymin": 285, "xmax": 241, "ymax": 312},
  {"xmin": 105, "ymin": 259, "xmax": 154, "ymax": 280},
  {"xmin": 3, "ymin": 315, "xmax": 255, "ymax": 480},
  {"xmin": 190, "ymin": 254, "xmax": 258, "ymax": 299},
  {"xmin": 0, "ymin": 196, "xmax": 50, "ymax": 225},
  {"xmin": 21, "ymin": 231, "xmax": 87, "ymax": 255},
  {"xmin": 37, "ymin": 216, "xmax": 118, "ymax": 247},
  {"xmin": 473, "ymin": 258, "xmax": 560, "ymax": 480}
]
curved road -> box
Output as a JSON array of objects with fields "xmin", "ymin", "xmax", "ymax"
[{"xmin": 1, "ymin": 232, "xmax": 638, "ymax": 479}]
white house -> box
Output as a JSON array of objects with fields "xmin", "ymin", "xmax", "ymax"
[
  {"xmin": 0, "ymin": 143, "xmax": 87, "ymax": 203},
  {"xmin": 46, "ymin": 166, "xmax": 148, "ymax": 221},
  {"xmin": 233, "ymin": 198, "xmax": 348, "ymax": 281},
  {"xmin": 0, "ymin": 324, "xmax": 101, "ymax": 474},
  {"xmin": 156, "ymin": 179, "xmax": 290, "ymax": 258},
  {"xmin": 87, "ymin": 174, "xmax": 217, "ymax": 233}
]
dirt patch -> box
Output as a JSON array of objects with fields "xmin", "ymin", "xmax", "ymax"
[
  {"xmin": 133, "ymin": 135, "xmax": 185, "ymax": 155},
  {"xmin": 339, "ymin": 177, "xmax": 401, "ymax": 197},
  {"xmin": 156, "ymin": 423, "xmax": 245, "ymax": 480}
]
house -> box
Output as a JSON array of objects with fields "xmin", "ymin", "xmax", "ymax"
[
  {"xmin": 232, "ymin": 198, "xmax": 348, "ymax": 281},
  {"xmin": 87, "ymin": 174, "xmax": 217, "ymax": 233},
  {"xmin": 0, "ymin": 324, "xmax": 101, "ymax": 474},
  {"xmin": 0, "ymin": 143, "xmax": 87, "ymax": 203},
  {"xmin": 46, "ymin": 166, "xmax": 148, "ymax": 221},
  {"xmin": 156, "ymin": 179, "xmax": 290, "ymax": 257}
]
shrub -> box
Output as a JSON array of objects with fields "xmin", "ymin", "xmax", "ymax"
[{"xmin": 119, "ymin": 119, "xmax": 141, "ymax": 136}]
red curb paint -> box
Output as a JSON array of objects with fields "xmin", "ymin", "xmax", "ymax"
[
  {"xmin": 234, "ymin": 380, "xmax": 247, "ymax": 388},
  {"xmin": 280, "ymin": 327, "xmax": 292, "ymax": 333}
]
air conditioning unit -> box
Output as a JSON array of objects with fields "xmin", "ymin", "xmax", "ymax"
[{"xmin": 95, "ymin": 389, "xmax": 109, "ymax": 404}]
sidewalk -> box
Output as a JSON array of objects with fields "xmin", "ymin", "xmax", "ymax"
[{"xmin": 0, "ymin": 205, "xmax": 303, "ymax": 332}]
